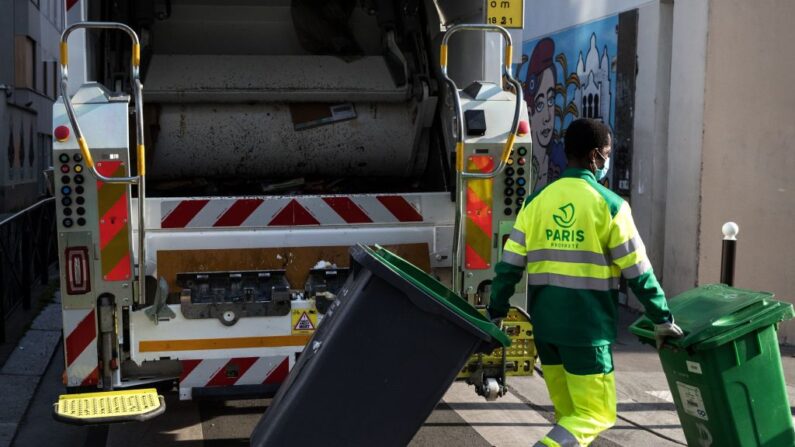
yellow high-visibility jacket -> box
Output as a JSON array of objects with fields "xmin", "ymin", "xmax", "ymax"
[{"xmin": 489, "ymin": 168, "xmax": 672, "ymax": 346}]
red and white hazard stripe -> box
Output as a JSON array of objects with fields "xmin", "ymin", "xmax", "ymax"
[
  {"xmin": 63, "ymin": 308, "xmax": 99, "ymax": 387},
  {"xmin": 178, "ymin": 356, "xmax": 290, "ymax": 400},
  {"xmin": 160, "ymin": 195, "xmax": 424, "ymax": 229}
]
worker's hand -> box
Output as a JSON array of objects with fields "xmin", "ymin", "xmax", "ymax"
[{"xmin": 654, "ymin": 319, "xmax": 684, "ymax": 350}]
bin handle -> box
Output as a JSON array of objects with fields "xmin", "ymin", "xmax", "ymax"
[
  {"xmin": 351, "ymin": 245, "xmax": 497, "ymax": 344},
  {"xmin": 631, "ymin": 324, "xmax": 687, "ymax": 351},
  {"xmin": 632, "ymin": 326, "xmax": 655, "ymax": 341}
]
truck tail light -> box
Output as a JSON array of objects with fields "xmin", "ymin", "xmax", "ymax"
[{"xmin": 65, "ymin": 247, "xmax": 90, "ymax": 295}]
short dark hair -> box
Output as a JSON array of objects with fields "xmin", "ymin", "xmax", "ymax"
[{"xmin": 564, "ymin": 118, "xmax": 611, "ymax": 160}]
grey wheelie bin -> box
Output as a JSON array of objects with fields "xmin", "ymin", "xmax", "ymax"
[
  {"xmin": 250, "ymin": 244, "xmax": 511, "ymax": 447},
  {"xmin": 630, "ymin": 284, "xmax": 795, "ymax": 447}
]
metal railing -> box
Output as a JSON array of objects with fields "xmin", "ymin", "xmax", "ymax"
[{"xmin": 0, "ymin": 197, "xmax": 58, "ymax": 343}]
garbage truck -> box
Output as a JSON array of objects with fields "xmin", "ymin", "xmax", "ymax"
[{"xmin": 51, "ymin": 0, "xmax": 536, "ymax": 423}]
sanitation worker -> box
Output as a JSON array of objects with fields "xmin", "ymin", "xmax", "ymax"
[{"xmin": 487, "ymin": 118, "xmax": 683, "ymax": 447}]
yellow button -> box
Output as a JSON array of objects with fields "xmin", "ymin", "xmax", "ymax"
[
  {"xmin": 506, "ymin": 158, "xmax": 514, "ymax": 166},
  {"xmin": 74, "ymin": 164, "xmax": 83, "ymax": 173}
]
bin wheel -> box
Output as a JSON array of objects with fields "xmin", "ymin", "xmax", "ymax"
[{"xmin": 483, "ymin": 378, "xmax": 501, "ymax": 401}]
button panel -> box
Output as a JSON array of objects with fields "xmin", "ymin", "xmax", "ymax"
[
  {"xmin": 503, "ymin": 146, "xmax": 530, "ymax": 212},
  {"xmin": 56, "ymin": 151, "xmax": 88, "ymax": 228}
]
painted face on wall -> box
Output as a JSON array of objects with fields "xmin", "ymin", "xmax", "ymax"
[{"xmin": 531, "ymin": 68, "xmax": 556, "ymax": 148}]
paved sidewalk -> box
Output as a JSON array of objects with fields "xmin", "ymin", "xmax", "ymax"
[{"xmin": 0, "ymin": 293, "xmax": 63, "ymax": 447}]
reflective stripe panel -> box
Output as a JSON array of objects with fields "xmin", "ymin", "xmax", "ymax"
[
  {"xmin": 464, "ymin": 156, "xmax": 494, "ymax": 269},
  {"xmin": 528, "ymin": 273, "xmax": 618, "ymax": 291},
  {"xmin": 509, "ymin": 228, "xmax": 526, "ymax": 246},
  {"xmin": 96, "ymin": 161, "xmax": 132, "ymax": 281},
  {"xmin": 612, "ymin": 249, "xmax": 645, "ymax": 271},
  {"xmin": 526, "ymin": 249, "xmax": 609, "ymax": 266},
  {"xmin": 545, "ymin": 425, "xmax": 580, "ymax": 447},
  {"xmin": 502, "ymin": 250, "xmax": 526, "ymax": 267},
  {"xmin": 527, "ymin": 260, "xmax": 618, "ymax": 280},
  {"xmin": 609, "ymin": 234, "xmax": 644, "ymax": 260},
  {"xmin": 622, "ymin": 259, "xmax": 652, "ymax": 279}
]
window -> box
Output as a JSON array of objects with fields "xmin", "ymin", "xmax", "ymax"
[
  {"xmin": 43, "ymin": 61, "xmax": 48, "ymax": 96},
  {"xmin": 14, "ymin": 36, "xmax": 36, "ymax": 90},
  {"xmin": 52, "ymin": 61, "xmax": 59, "ymax": 98}
]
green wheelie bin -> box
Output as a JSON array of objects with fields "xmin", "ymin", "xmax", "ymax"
[{"xmin": 630, "ymin": 284, "xmax": 795, "ymax": 447}]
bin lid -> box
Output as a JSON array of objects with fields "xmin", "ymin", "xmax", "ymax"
[
  {"xmin": 365, "ymin": 245, "xmax": 511, "ymax": 348},
  {"xmin": 629, "ymin": 284, "xmax": 794, "ymax": 350}
]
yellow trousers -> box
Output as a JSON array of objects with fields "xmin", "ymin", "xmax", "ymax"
[{"xmin": 534, "ymin": 364, "xmax": 617, "ymax": 446}]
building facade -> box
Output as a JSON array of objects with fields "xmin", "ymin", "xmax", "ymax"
[
  {"xmin": 523, "ymin": 0, "xmax": 795, "ymax": 342},
  {"xmin": 0, "ymin": 0, "xmax": 64, "ymax": 214}
]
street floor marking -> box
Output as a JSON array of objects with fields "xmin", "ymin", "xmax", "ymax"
[
  {"xmin": 646, "ymin": 390, "xmax": 674, "ymax": 403},
  {"xmin": 443, "ymin": 382, "xmax": 551, "ymax": 447}
]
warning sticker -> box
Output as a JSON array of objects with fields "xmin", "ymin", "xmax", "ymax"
[
  {"xmin": 486, "ymin": 0, "xmax": 524, "ymax": 29},
  {"xmin": 677, "ymin": 382, "xmax": 709, "ymax": 421},
  {"xmin": 291, "ymin": 309, "xmax": 317, "ymax": 335}
]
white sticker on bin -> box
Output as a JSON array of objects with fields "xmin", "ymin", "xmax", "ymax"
[
  {"xmin": 677, "ymin": 381, "xmax": 709, "ymax": 421},
  {"xmin": 686, "ymin": 360, "xmax": 703, "ymax": 374}
]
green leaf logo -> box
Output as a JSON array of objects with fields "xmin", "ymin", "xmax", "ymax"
[{"xmin": 553, "ymin": 203, "xmax": 576, "ymax": 228}]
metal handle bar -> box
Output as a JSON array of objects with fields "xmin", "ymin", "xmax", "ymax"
[
  {"xmin": 60, "ymin": 22, "xmax": 148, "ymax": 307},
  {"xmin": 439, "ymin": 24, "xmax": 523, "ymax": 180},
  {"xmin": 60, "ymin": 22, "xmax": 146, "ymax": 184}
]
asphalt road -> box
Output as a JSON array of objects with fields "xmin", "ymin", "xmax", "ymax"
[{"xmin": 12, "ymin": 343, "xmax": 494, "ymax": 447}]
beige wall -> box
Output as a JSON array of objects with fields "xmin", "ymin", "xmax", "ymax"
[
  {"xmin": 662, "ymin": 0, "xmax": 709, "ymax": 296},
  {"xmin": 699, "ymin": 0, "xmax": 795, "ymax": 342}
]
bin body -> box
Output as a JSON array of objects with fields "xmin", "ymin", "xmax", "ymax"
[
  {"xmin": 630, "ymin": 284, "xmax": 795, "ymax": 447},
  {"xmin": 251, "ymin": 245, "xmax": 509, "ymax": 447}
]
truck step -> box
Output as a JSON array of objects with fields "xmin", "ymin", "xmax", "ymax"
[{"xmin": 52, "ymin": 388, "xmax": 165, "ymax": 425}]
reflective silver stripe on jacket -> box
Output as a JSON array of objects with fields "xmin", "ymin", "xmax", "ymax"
[
  {"xmin": 502, "ymin": 250, "xmax": 526, "ymax": 267},
  {"xmin": 609, "ymin": 234, "xmax": 644, "ymax": 260},
  {"xmin": 509, "ymin": 228, "xmax": 526, "ymax": 246},
  {"xmin": 527, "ymin": 272, "xmax": 619, "ymax": 291},
  {"xmin": 526, "ymin": 249, "xmax": 610, "ymax": 266},
  {"xmin": 622, "ymin": 258, "xmax": 652, "ymax": 279},
  {"xmin": 544, "ymin": 425, "xmax": 580, "ymax": 447}
]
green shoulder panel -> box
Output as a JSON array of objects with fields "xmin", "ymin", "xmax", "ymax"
[{"xmin": 584, "ymin": 177, "xmax": 624, "ymax": 218}]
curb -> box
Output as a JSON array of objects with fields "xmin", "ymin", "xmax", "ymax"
[{"xmin": 0, "ymin": 293, "xmax": 63, "ymax": 447}]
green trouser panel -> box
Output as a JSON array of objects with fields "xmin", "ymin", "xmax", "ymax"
[{"xmin": 535, "ymin": 340, "xmax": 617, "ymax": 446}]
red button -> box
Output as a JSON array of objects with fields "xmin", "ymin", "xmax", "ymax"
[
  {"xmin": 518, "ymin": 157, "xmax": 526, "ymax": 166},
  {"xmin": 60, "ymin": 164, "xmax": 70, "ymax": 173},
  {"xmin": 54, "ymin": 125, "xmax": 70, "ymax": 142},
  {"xmin": 517, "ymin": 120, "xmax": 530, "ymax": 136}
]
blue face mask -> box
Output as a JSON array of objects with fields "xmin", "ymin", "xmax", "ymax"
[{"xmin": 595, "ymin": 152, "xmax": 610, "ymax": 181}]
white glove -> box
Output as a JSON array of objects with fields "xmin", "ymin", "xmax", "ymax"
[{"xmin": 654, "ymin": 319, "xmax": 684, "ymax": 350}]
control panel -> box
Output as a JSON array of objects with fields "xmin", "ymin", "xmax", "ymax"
[
  {"xmin": 453, "ymin": 81, "xmax": 533, "ymax": 310},
  {"xmin": 52, "ymin": 84, "xmax": 134, "ymax": 310}
]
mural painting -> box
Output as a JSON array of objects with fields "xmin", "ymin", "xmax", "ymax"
[{"xmin": 517, "ymin": 15, "xmax": 618, "ymax": 191}]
